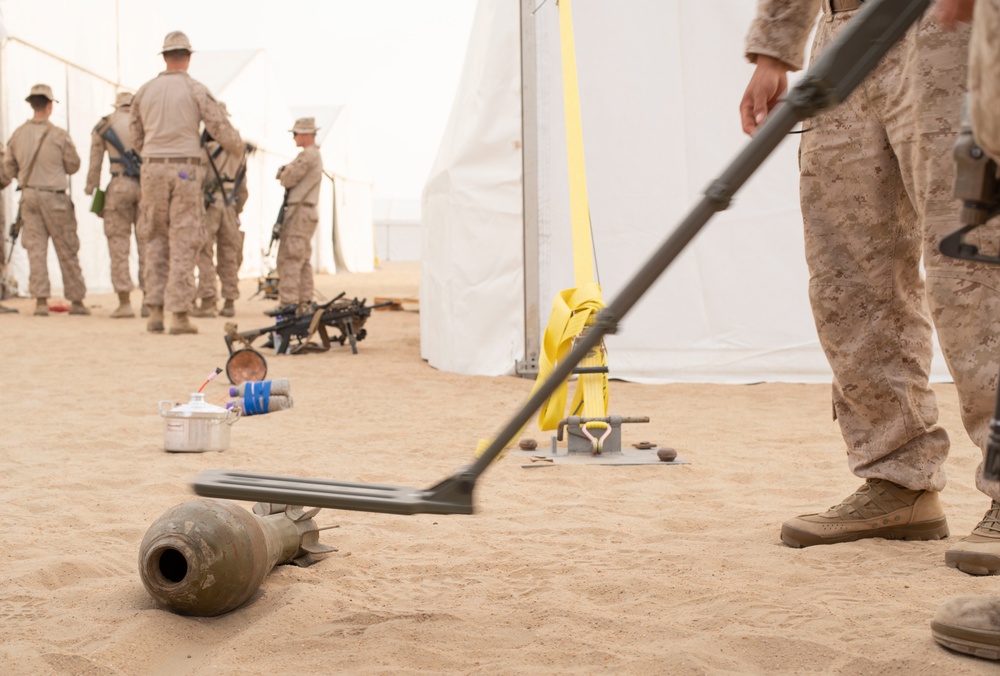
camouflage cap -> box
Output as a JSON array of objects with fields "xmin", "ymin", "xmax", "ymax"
[
  {"xmin": 161, "ymin": 31, "xmax": 194, "ymax": 54},
  {"xmin": 26, "ymin": 83, "xmax": 57, "ymax": 103},
  {"xmin": 114, "ymin": 91, "xmax": 133, "ymax": 108},
  {"xmin": 290, "ymin": 117, "xmax": 319, "ymax": 135}
]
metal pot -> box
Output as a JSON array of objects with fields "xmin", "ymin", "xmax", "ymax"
[{"xmin": 158, "ymin": 393, "xmax": 239, "ymax": 453}]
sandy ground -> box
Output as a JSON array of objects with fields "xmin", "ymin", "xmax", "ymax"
[{"xmin": 1, "ymin": 260, "xmax": 998, "ymax": 674}]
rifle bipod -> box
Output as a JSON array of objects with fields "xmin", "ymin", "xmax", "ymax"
[{"xmin": 194, "ymin": 0, "xmax": 931, "ymax": 515}]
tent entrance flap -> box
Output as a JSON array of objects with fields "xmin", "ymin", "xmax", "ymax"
[{"xmin": 192, "ymin": 0, "xmax": 927, "ymax": 514}]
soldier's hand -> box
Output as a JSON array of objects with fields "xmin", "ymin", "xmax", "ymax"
[
  {"xmin": 933, "ymin": 0, "xmax": 975, "ymax": 29},
  {"xmin": 740, "ymin": 55, "xmax": 791, "ymax": 136}
]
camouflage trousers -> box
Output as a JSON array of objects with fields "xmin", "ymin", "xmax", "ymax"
[
  {"xmin": 103, "ymin": 175, "xmax": 143, "ymax": 294},
  {"xmin": 969, "ymin": 0, "xmax": 1000, "ymax": 161},
  {"xmin": 195, "ymin": 201, "xmax": 244, "ymax": 302},
  {"xmin": 137, "ymin": 161, "xmax": 205, "ymax": 313},
  {"xmin": 276, "ymin": 204, "xmax": 318, "ymax": 306},
  {"xmin": 20, "ymin": 188, "xmax": 86, "ymax": 302},
  {"xmin": 801, "ymin": 12, "xmax": 1000, "ymax": 500}
]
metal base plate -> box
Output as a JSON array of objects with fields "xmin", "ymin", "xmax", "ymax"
[{"xmin": 509, "ymin": 447, "xmax": 690, "ymax": 468}]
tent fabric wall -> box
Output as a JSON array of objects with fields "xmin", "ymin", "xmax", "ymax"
[
  {"xmin": 420, "ymin": 0, "xmax": 951, "ymax": 384},
  {"xmin": 420, "ymin": 0, "xmax": 524, "ymax": 375}
]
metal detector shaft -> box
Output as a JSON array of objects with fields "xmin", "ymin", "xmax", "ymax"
[
  {"xmin": 467, "ymin": 0, "xmax": 931, "ymax": 480},
  {"xmin": 194, "ymin": 0, "xmax": 929, "ymax": 515}
]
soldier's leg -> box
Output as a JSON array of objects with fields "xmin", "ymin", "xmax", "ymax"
[
  {"xmin": 20, "ymin": 191, "xmax": 51, "ymax": 306},
  {"xmin": 40, "ymin": 193, "xmax": 88, "ymax": 311},
  {"xmin": 216, "ymin": 208, "xmax": 242, "ymax": 302},
  {"xmin": 164, "ymin": 164, "xmax": 205, "ymax": 334},
  {"xmin": 779, "ymin": 18, "xmax": 948, "ymax": 548},
  {"xmin": 104, "ymin": 177, "xmax": 137, "ymax": 294},
  {"xmin": 195, "ymin": 204, "xmax": 221, "ymax": 306},
  {"xmin": 918, "ymin": 11, "xmax": 1000, "ymax": 574},
  {"xmin": 276, "ymin": 236, "xmax": 306, "ymax": 307},
  {"xmin": 139, "ymin": 164, "xmax": 173, "ymax": 331},
  {"xmin": 293, "ymin": 208, "xmax": 318, "ymax": 305}
]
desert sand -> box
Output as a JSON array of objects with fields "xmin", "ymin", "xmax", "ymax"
[{"xmin": 1, "ymin": 260, "xmax": 997, "ymax": 674}]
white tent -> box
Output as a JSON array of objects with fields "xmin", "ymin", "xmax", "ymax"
[
  {"xmin": 421, "ymin": 0, "xmax": 950, "ymax": 384},
  {"xmin": 0, "ymin": 3, "xmax": 375, "ymax": 297}
]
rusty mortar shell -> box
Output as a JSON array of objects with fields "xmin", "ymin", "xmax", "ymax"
[{"xmin": 138, "ymin": 498, "xmax": 334, "ymax": 617}]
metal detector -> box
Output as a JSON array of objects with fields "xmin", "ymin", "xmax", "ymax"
[{"xmin": 194, "ymin": 0, "xmax": 933, "ymax": 515}]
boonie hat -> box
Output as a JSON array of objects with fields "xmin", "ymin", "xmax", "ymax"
[
  {"xmin": 161, "ymin": 31, "xmax": 194, "ymax": 54},
  {"xmin": 26, "ymin": 84, "xmax": 57, "ymax": 103},
  {"xmin": 114, "ymin": 91, "xmax": 133, "ymax": 108},
  {"xmin": 290, "ymin": 117, "xmax": 319, "ymax": 135}
]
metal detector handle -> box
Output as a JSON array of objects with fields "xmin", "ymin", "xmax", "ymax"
[{"xmin": 464, "ymin": 0, "xmax": 932, "ymax": 482}]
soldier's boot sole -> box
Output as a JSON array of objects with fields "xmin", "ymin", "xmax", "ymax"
[
  {"xmin": 147, "ymin": 306, "xmax": 164, "ymax": 333},
  {"xmin": 110, "ymin": 304, "xmax": 135, "ymax": 319},
  {"xmin": 190, "ymin": 302, "xmax": 217, "ymax": 318},
  {"xmin": 169, "ymin": 313, "xmax": 199, "ymax": 335},
  {"xmin": 945, "ymin": 550, "xmax": 1000, "ymax": 576},
  {"xmin": 781, "ymin": 517, "xmax": 949, "ymax": 548},
  {"xmin": 932, "ymin": 596, "xmax": 1000, "ymax": 660}
]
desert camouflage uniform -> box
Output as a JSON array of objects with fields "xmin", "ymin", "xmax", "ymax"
[
  {"xmin": 130, "ymin": 71, "xmax": 242, "ymax": 313},
  {"xmin": 969, "ymin": 0, "xmax": 1000, "ymax": 162},
  {"xmin": 0, "ymin": 145, "xmax": 9, "ymax": 284},
  {"xmin": 276, "ymin": 145, "xmax": 322, "ymax": 306},
  {"xmin": 4, "ymin": 119, "xmax": 86, "ymax": 302},
  {"xmin": 86, "ymin": 106, "xmax": 143, "ymax": 294},
  {"xmin": 197, "ymin": 140, "xmax": 248, "ymax": 304},
  {"xmin": 747, "ymin": 0, "xmax": 1000, "ymax": 500}
]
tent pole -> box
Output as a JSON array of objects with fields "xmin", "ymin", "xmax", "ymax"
[{"xmin": 517, "ymin": 0, "xmax": 541, "ymax": 377}]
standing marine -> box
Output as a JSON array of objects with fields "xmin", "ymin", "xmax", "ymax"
[
  {"xmin": 85, "ymin": 91, "xmax": 144, "ymax": 318},
  {"xmin": 275, "ymin": 117, "xmax": 323, "ymax": 314},
  {"xmin": 3, "ymin": 84, "xmax": 89, "ymax": 317},
  {"xmin": 130, "ymin": 31, "xmax": 243, "ymax": 335},
  {"xmin": 192, "ymin": 101, "xmax": 249, "ymax": 319}
]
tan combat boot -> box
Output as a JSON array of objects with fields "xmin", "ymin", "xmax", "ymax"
[
  {"xmin": 141, "ymin": 294, "xmax": 150, "ymax": 318},
  {"xmin": 219, "ymin": 299, "xmax": 235, "ymax": 317},
  {"xmin": 34, "ymin": 297, "xmax": 48, "ymax": 316},
  {"xmin": 110, "ymin": 291, "xmax": 134, "ymax": 318},
  {"xmin": 169, "ymin": 312, "xmax": 198, "ymax": 335},
  {"xmin": 780, "ymin": 478, "xmax": 949, "ymax": 548},
  {"xmin": 945, "ymin": 501, "xmax": 1000, "ymax": 576},
  {"xmin": 932, "ymin": 595, "xmax": 1000, "ymax": 660},
  {"xmin": 190, "ymin": 298, "xmax": 217, "ymax": 318},
  {"xmin": 147, "ymin": 305, "xmax": 165, "ymax": 333},
  {"xmin": 69, "ymin": 300, "xmax": 91, "ymax": 315}
]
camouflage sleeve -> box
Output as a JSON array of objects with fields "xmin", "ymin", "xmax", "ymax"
[
  {"xmin": 235, "ymin": 180, "xmax": 249, "ymax": 215},
  {"xmin": 0, "ymin": 145, "xmax": 8, "ymax": 190},
  {"xmin": 62, "ymin": 130, "xmax": 81, "ymax": 176},
  {"xmin": 192, "ymin": 83, "xmax": 243, "ymax": 157},
  {"xmin": 85, "ymin": 124, "xmax": 105, "ymax": 193},
  {"xmin": 745, "ymin": 0, "xmax": 822, "ymax": 71},
  {"xmin": 129, "ymin": 90, "xmax": 145, "ymax": 155},
  {"xmin": 278, "ymin": 150, "xmax": 314, "ymax": 189},
  {"xmin": 3, "ymin": 132, "xmax": 19, "ymax": 184}
]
